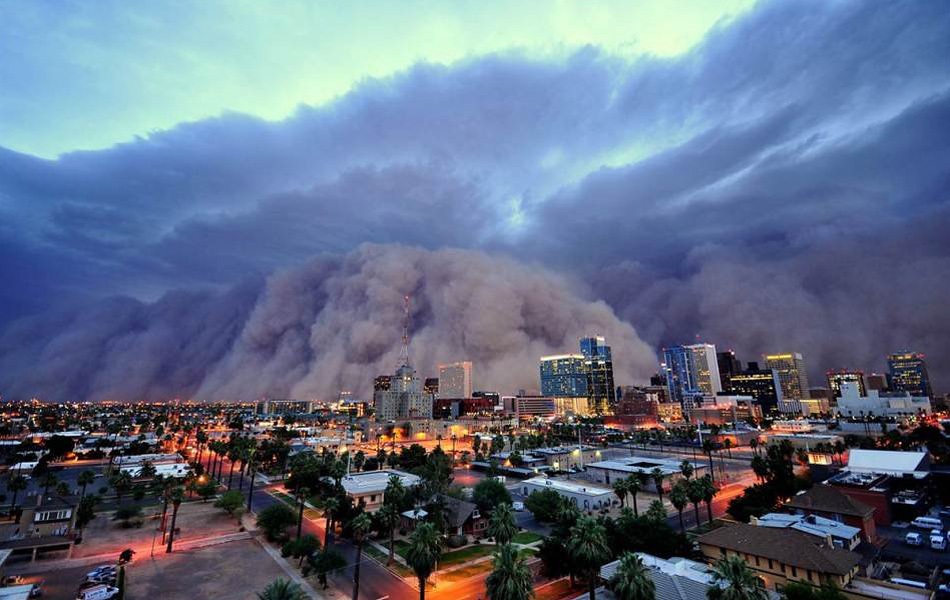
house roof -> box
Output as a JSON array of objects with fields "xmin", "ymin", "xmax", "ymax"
[
  {"xmin": 785, "ymin": 484, "xmax": 874, "ymax": 518},
  {"xmin": 697, "ymin": 523, "xmax": 862, "ymax": 575},
  {"xmin": 433, "ymin": 494, "xmax": 479, "ymax": 528},
  {"xmin": 846, "ymin": 449, "xmax": 928, "ymax": 475}
]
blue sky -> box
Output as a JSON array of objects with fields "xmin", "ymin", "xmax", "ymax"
[{"xmin": 1, "ymin": 0, "xmax": 949, "ymax": 401}]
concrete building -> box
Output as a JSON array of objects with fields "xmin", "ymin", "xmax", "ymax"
[
  {"xmin": 532, "ymin": 445, "xmax": 604, "ymax": 471},
  {"xmin": 662, "ymin": 344, "xmax": 723, "ymax": 416},
  {"xmin": 257, "ymin": 398, "xmax": 314, "ymax": 415},
  {"xmin": 887, "ymin": 352, "xmax": 932, "ymax": 398},
  {"xmin": 585, "ymin": 456, "xmax": 705, "ymax": 493},
  {"xmin": 373, "ymin": 364, "xmax": 433, "ymax": 420},
  {"xmin": 438, "ymin": 361, "xmax": 473, "ymax": 399},
  {"xmin": 0, "ymin": 494, "xmax": 78, "ymax": 562},
  {"xmin": 752, "ymin": 512, "xmax": 861, "ymax": 550},
  {"xmin": 764, "ymin": 353, "xmax": 810, "ymax": 401},
  {"xmin": 339, "ymin": 469, "xmax": 420, "ymax": 512},
  {"xmin": 502, "ymin": 395, "xmax": 556, "ymax": 420},
  {"xmin": 834, "ymin": 382, "xmax": 931, "ymax": 418},
  {"xmin": 785, "ymin": 484, "xmax": 878, "ymax": 542},
  {"xmin": 726, "ymin": 362, "xmax": 784, "ymax": 415},
  {"xmin": 826, "ymin": 370, "xmax": 866, "ymax": 398},
  {"xmin": 520, "ymin": 476, "xmax": 614, "ymax": 512}
]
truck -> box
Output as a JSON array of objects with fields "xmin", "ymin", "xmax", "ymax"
[{"xmin": 76, "ymin": 584, "xmax": 119, "ymax": 600}]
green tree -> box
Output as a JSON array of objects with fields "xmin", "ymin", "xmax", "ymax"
[
  {"xmin": 613, "ymin": 479, "xmax": 629, "ymax": 508},
  {"xmin": 700, "ymin": 475, "xmax": 717, "ymax": 524},
  {"xmin": 473, "ymin": 478, "xmax": 512, "ymax": 514},
  {"xmin": 651, "ymin": 468, "xmax": 666, "ymax": 502},
  {"xmin": 645, "ymin": 500, "xmax": 667, "ymax": 523},
  {"xmin": 165, "ymin": 487, "xmax": 185, "ymax": 553},
  {"xmin": 139, "ymin": 461, "xmax": 157, "ymax": 479},
  {"xmin": 405, "ymin": 522, "xmax": 442, "ymax": 600},
  {"xmin": 486, "ymin": 543, "xmax": 534, "ymax": 600},
  {"xmin": 214, "ymin": 489, "xmax": 245, "ymax": 520},
  {"xmin": 110, "ymin": 471, "xmax": 133, "ymax": 503},
  {"xmin": 256, "ymin": 578, "xmax": 307, "ymax": 600},
  {"xmin": 305, "ymin": 549, "xmax": 346, "ymax": 589},
  {"xmin": 114, "ymin": 504, "xmax": 143, "ymax": 528},
  {"xmin": 608, "ymin": 552, "xmax": 656, "ymax": 600},
  {"xmin": 41, "ymin": 472, "xmax": 58, "ymax": 496},
  {"xmin": 488, "ymin": 503, "xmax": 518, "ymax": 545},
  {"xmin": 78, "ymin": 470, "xmax": 96, "ymax": 498},
  {"xmin": 567, "ymin": 516, "xmax": 611, "ymax": 600},
  {"xmin": 680, "ymin": 460, "xmax": 694, "ymax": 481},
  {"xmin": 76, "ymin": 495, "xmax": 98, "ymax": 538},
  {"xmin": 258, "ymin": 503, "xmax": 297, "ymax": 542},
  {"xmin": 523, "ymin": 489, "xmax": 564, "ymax": 523},
  {"xmin": 377, "ymin": 504, "xmax": 400, "ymax": 566},
  {"xmin": 670, "ymin": 481, "xmax": 689, "ymax": 531},
  {"xmin": 320, "ymin": 495, "xmax": 340, "ymax": 547},
  {"xmin": 707, "ymin": 555, "xmax": 768, "ymax": 600},
  {"xmin": 350, "ymin": 512, "xmax": 373, "ymax": 600},
  {"xmin": 6, "ymin": 474, "xmax": 27, "ymax": 514},
  {"xmin": 626, "ymin": 475, "xmax": 643, "ymax": 517}
]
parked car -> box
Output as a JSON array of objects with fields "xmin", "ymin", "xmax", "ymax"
[
  {"xmin": 1, "ymin": 575, "xmax": 24, "ymax": 586},
  {"xmin": 85, "ymin": 566, "xmax": 116, "ymax": 580},
  {"xmin": 911, "ymin": 516, "xmax": 942, "ymax": 529},
  {"xmin": 931, "ymin": 533, "xmax": 947, "ymax": 551},
  {"xmin": 905, "ymin": 532, "xmax": 923, "ymax": 546},
  {"xmin": 512, "ymin": 501, "xmax": 524, "ymax": 511},
  {"xmin": 75, "ymin": 584, "xmax": 119, "ymax": 600}
]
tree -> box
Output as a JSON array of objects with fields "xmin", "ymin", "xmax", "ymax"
[
  {"xmin": 215, "ymin": 490, "xmax": 245, "ymax": 520},
  {"xmin": 196, "ymin": 479, "xmax": 217, "ymax": 502},
  {"xmin": 76, "ymin": 495, "xmax": 98, "ymax": 538},
  {"xmin": 473, "ymin": 478, "xmax": 512, "ymax": 514},
  {"xmin": 707, "ymin": 555, "xmax": 767, "ymax": 600},
  {"xmin": 524, "ymin": 489, "xmax": 564, "ymax": 523},
  {"xmin": 626, "ymin": 475, "xmax": 643, "ymax": 517},
  {"xmin": 305, "ymin": 549, "xmax": 346, "ymax": 589},
  {"xmin": 78, "ymin": 470, "xmax": 96, "ymax": 498},
  {"xmin": 670, "ymin": 481, "xmax": 689, "ymax": 531},
  {"xmin": 608, "ymin": 552, "xmax": 655, "ymax": 600},
  {"xmin": 613, "ymin": 479, "xmax": 629, "ymax": 508},
  {"xmin": 680, "ymin": 460, "xmax": 694, "ymax": 481},
  {"xmin": 700, "ymin": 475, "xmax": 717, "ymax": 524},
  {"xmin": 782, "ymin": 582, "xmax": 847, "ymax": 600},
  {"xmin": 377, "ymin": 504, "xmax": 400, "ymax": 566},
  {"xmin": 258, "ymin": 503, "xmax": 297, "ymax": 542},
  {"xmin": 567, "ymin": 516, "xmax": 611, "ymax": 600},
  {"xmin": 486, "ymin": 542, "xmax": 534, "ymax": 600},
  {"xmin": 256, "ymin": 578, "xmax": 307, "ymax": 600},
  {"xmin": 165, "ymin": 487, "xmax": 185, "ymax": 553},
  {"xmin": 702, "ymin": 440, "xmax": 717, "ymax": 483},
  {"xmin": 405, "ymin": 522, "xmax": 442, "ymax": 600},
  {"xmin": 45, "ymin": 435, "xmax": 75, "ymax": 460},
  {"xmin": 6, "ymin": 474, "xmax": 27, "ymax": 515},
  {"xmin": 284, "ymin": 533, "xmax": 321, "ymax": 567},
  {"xmin": 645, "ymin": 500, "xmax": 667, "ymax": 523},
  {"xmin": 320, "ymin": 495, "xmax": 340, "ymax": 547},
  {"xmin": 110, "ymin": 471, "xmax": 133, "ymax": 503},
  {"xmin": 139, "ymin": 461, "xmax": 157, "ymax": 479},
  {"xmin": 651, "ymin": 468, "xmax": 666, "ymax": 501},
  {"xmin": 488, "ymin": 503, "xmax": 518, "ymax": 545},
  {"xmin": 41, "ymin": 472, "xmax": 58, "ymax": 496},
  {"xmin": 114, "ymin": 504, "xmax": 143, "ymax": 528},
  {"xmin": 350, "ymin": 512, "xmax": 373, "ymax": 600}
]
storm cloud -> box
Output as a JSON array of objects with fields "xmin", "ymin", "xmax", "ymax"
[{"xmin": 1, "ymin": 0, "xmax": 949, "ymax": 399}]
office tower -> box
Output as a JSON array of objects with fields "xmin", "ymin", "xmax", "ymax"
[
  {"xmin": 438, "ymin": 361, "xmax": 473, "ymax": 398},
  {"xmin": 423, "ymin": 377, "xmax": 439, "ymax": 396},
  {"xmin": 726, "ymin": 361, "xmax": 784, "ymax": 414},
  {"xmin": 826, "ymin": 369, "xmax": 866, "ymax": 398},
  {"xmin": 373, "ymin": 375, "xmax": 392, "ymax": 392},
  {"xmin": 662, "ymin": 343, "xmax": 722, "ymax": 417},
  {"xmin": 717, "ymin": 351, "xmax": 742, "ymax": 388},
  {"xmin": 374, "ymin": 364, "xmax": 432, "ymax": 420},
  {"xmin": 764, "ymin": 353, "xmax": 810, "ymax": 400},
  {"xmin": 887, "ymin": 352, "xmax": 933, "ymax": 398},
  {"xmin": 580, "ymin": 336, "xmax": 615, "ymax": 414},
  {"xmin": 650, "ymin": 372, "xmax": 667, "ymax": 387},
  {"xmin": 539, "ymin": 354, "xmax": 588, "ymax": 397},
  {"xmin": 688, "ymin": 344, "xmax": 722, "ymax": 395},
  {"xmin": 865, "ymin": 373, "xmax": 889, "ymax": 392}
]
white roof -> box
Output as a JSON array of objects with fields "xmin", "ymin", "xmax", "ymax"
[
  {"xmin": 0, "ymin": 585, "xmax": 33, "ymax": 600},
  {"xmin": 847, "ymin": 449, "xmax": 927, "ymax": 475},
  {"xmin": 586, "ymin": 456, "xmax": 703, "ymax": 476},
  {"xmin": 755, "ymin": 513, "xmax": 860, "ymax": 541},
  {"xmin": 340, "ymin": 469, "xmax": 420, "ymax": 495},
  {"xmin": 522, "ymin": 476, "xmax": 613, "ymax": 498}
]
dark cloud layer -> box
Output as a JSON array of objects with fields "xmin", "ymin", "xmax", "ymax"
[{"xmin": 1, "ymin": 0, "xmax": 949, "ymax": 399}]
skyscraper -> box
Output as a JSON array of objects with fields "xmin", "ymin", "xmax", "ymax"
[
  {"xmin": 887, "ymin": 352, "xmax": 933, "ymax": 398},
  {"xmin": 374, "ymin": 364, "xmax": 432, "ymax": 420},
  {"xmin": 826, "ymin": 369, "xmax": 866, "ymax": 398},
  {"xmin": 539, "ymin": 354, "xmax": 588, "ymax": 398},
  {"xmin": 726, "ymin": 361, "xmax": 784, "ymax": 414},
  {"xmin": 662, "ymin": 343, "xmax": 722, "ymax": 417},
  {"xmin": 580, "ymin": 336, "xmax": 615, "ymax": 414},
  {"xmin": 716, "ymin": 350, "xmax": 742, "ymax": 389},
  {"xmin": 764, "ymin": 353, "xmax": 810, "ymax": 400},
  {"xmin": 438, "ymin": 361, "xmax": 473, "ymax": 398}
]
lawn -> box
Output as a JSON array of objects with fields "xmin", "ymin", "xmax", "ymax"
[
  {"xmin": 439, "ymin": 561, "xmax": 493, "ymax": 582},
  {"xmin": 438, "ymin": 543, "xmax": 496, "ymax": 566},
  {"xmin": 512, "ymin": 531, "xmax": 543, "ymax": 544},
  {"xmin": 365, "ymin": 543, "xmax": 415, "ymax": 578}
]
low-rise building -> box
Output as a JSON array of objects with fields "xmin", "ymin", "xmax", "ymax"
[
  {"xmin": 585, "ymin": 456, "xmax": 705, "ymax": 493},
  {"xmin": 0, "ymin": 494, "xmax": 78, "ymax": 562},
  {"xmin": 531, "ymin": 445, "xmax": 604, "ymax": 471},
  {"xmin": 339, "ymin": 469, "xmax": 420, "ymax": 512},
  {"xmin": 834, "ymin": 383, "xmax": 931, "ymax": 419},
  {"xmin": 519, "ymin": 476, "xmax": 614, "ymax": 512},
  {"xmin": 784, "ymin": 484, "xmax": 878, "ymax": 542},
  {"xmin": 752, "ymin": 512, "xmax": 861, "ymax": 550}
]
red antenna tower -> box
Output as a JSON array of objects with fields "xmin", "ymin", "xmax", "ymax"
[{"xmin": 400, "ymin": 294, "xmax": 411, "ymax": 367}]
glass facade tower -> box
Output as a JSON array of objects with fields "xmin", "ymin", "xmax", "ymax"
[
  {"xmin": 887, "ymin": 352, "xmax": 933, "ymax": 398},
  {"xmin": 580, "ymin": 336, "xmax": 615, "ymax": 414}
]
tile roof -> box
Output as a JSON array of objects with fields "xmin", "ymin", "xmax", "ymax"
[
  {"xmin": 785, "ymin": 485, "xmax": 874, "ymax": 517},
  {"xmin": 697, "ymin": 523, "xmax": 861, "ymax": 575}
]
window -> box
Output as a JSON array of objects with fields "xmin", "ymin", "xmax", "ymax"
[
  {"xmin": 808, "ymin": 571, "xmax": 814, "ymax": 583},
  {"xmin": 755, "ymin": 556, "xmax": 760, "ymax": 567},
  {"xmin": 34, "ymin": 509, "xmax": 71, "ymax": 522},
  {"xmin": 791, "ymin": 567, "xmax": 797, "ymax": 577},
  {"xmin": 370, "ymin": 495, "xmax": 377, "ymax": 502},
  {"xmin": 720, "ymin": 548, "xmax": 727, "ymax": 557},
  {"xmin": 768, "ymin": 559, "xmax": 773, "ymax": 570}
]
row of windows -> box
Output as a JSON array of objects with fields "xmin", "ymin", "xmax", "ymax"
[{"xmin": 34, "ymin": 509, "xmax": 71, "ymax": 522}]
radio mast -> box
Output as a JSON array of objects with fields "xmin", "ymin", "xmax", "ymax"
[{"xmin": 400, "ymin": 294, "xmax": 411, "ymax": 367}]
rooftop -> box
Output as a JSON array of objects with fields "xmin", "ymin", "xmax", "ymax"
[
  {"xmin": 340, "ymin": 469, "xmax": 420, "ymax": 494},
  {"xmin": 754, "ymin": 512, "xmax": 861, "ymax": 542},
  {"xmin": 522, "ymin": 476, "xmax": 613, "ymax": 498},
  {"xmin": 847, "ymin": 449, "xmax": 929, "ymax": 477},
  {"xmin": 586, "ymin": 455, "xmax": 703, "ymax": 475},
  {"xmin": 785, "ymin": 484, "xmax": 875, "ymax": 517}
]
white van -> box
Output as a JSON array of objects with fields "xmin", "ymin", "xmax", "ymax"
[
  {"xmin": 76, "ymin": 584, "xmax": 119, "ymax": 600},
  {"xmin": 910, "ymin": 516, "xmax": 942, "ymax": 529},
  {"xmin": 930, "ymin": 533, "xmax": 947, "ymax": 551},
  {"xmin": 905, "ymin": 532, "xmax": 922, "ymax": 546}
]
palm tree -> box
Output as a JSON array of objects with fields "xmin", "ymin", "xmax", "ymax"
[
  {"xmin": 6, "ymin": 475, "xmax": 27, "ymax": 515},
  {"xmin": 700, "ymin": 476, "xmax": 717, "ymax": 524},
  {"xmin": 227, "ymin": 443, "xmax": 240, "ymax": 490},
  {"xmin": 612, "ymin": 479, "xmax": 628, "ymax": 508},
  {"xmin": 670, "ymin": 481, "xmax": 689, "ymax": 531},
  {"xmin": 608, "ymin": 552, "xmax": 655, "ymax": 600},
  {"xmin": 707, "ymin": 555, "xmax": 767, "ymax": 600},
  {"xmin": 567, "ymin": 516, "xmax": 611, "ymax": 600},
  {"xmin": 165, "ymin": 487, "xmax": 185, "ymax": 553},
  {"xmin": 405, "ymin": 522, "xmax": 442, "ymax": 600},
  {"xmin": 78, "ymin": 470, "xmax": 96, "ymax": 498},
  {"xmin": 488, "ymin": 503, "xmax": 518, "ymax": 545},
  {"xmin": 246, "ymin": 448, "xmax": 258, "ymax": 512},
  {"xmin": 651, "ymin": 468, "xmax": 666, "ymax": 501},
  {"xmin": 687, "ymin": 479, "xmax": 704, "ymax": 526},
  {"xmin": 702, "ymin": 440, "xmax": 716, "ymax": 483},
  {"xmin": 486, "ymin": 543, "xmax": 534, "ymax": 600},
  {"xmin": 626, "ymin": 475, "xmax": 642, "ymax": 517},
  {"xmin": 257, "ymin": 578, "xmax": 307, "ymax": 600},
  {"xmin": 350, "ymin": 512, "xmax": 373, "ymax": 600},
  {"xmin": 294, "ymin": 485, "xmax": 310, "ymax": 540},
  {"xmin": 748, "ymin": 438, "xmax": 759, "ymax": 456},
  {"xmin": 41, "ymin": 472, "xmax": 58, "ymax": 496},
  {"xmin": 320, "ymin": 496, "xmax": 340, "ymax": 547},
  {"xmin": 376, "ymin": 504, "xmax": 400, "ymax": 566},
  {"xmin": 680, "ymin": 460, "xmax": 694, "ymax": 481}
]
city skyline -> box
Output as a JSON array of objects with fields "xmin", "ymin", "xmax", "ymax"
[{"xmin": 2, "ymin": 1, "xmax": 950, "ymax": 402}]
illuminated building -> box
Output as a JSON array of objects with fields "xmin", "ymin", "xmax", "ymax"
[
  {"xmin": 373, "ymin": 376, "xmax": 392, "ymax": 392},
  {"xmin": 539, "ymin": 354, "xmax": 588, "ymax": 397},
  {"xmin": 373, "ymin": 364, "xmax": 432, "ymax": 421},
  {"xmin": 438, "ymin": 361, "xmax": 473, "ymax": 399},
  {"xmin": 764, "ymin": 352, "xmax": 810, "ymax": 401},
  {"xmin": 826, "ymin": 369, "xmax": 866, "ymax": 398},
  {"xmin": 726, "ymin": 362, "xmax": 783, "ymax": 414},
  {"xmin": 662, "ymin": 343, "xmax": 722, "ymax": 417},
  {"xmin": 834, "ymin": 382, "xmax": 931, "ymax": 418},
  {"xmin": 580, "ymin": 336, "xmax": 615, "ymax": 414},
  {"xmin": 717, "ymin": 350, "xmax": 742, "ymax": 388},
  {"xmin": 864, "ymin": 373, "xmax": 889, "ymax": 392},
  {"xmin": 423, "ymin": 377, "xmax": 439, "ymax": 396},
  {"xmin": 887, "ymin": 352, "xmax": 932, "ymax": 398}
]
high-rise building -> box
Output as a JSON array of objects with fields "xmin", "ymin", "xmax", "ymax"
[
  {"xmin": 438, "ymin": 361, "xmax": 473, "ymax": 398},
  {"xmin": 865, "ymin": 373, "xmax": 889, "ymax": 392},
  {"xmin": 374, "ymin": 364, "xmax": 433, "ymax": 421},
  {"xmin": 580, "ymin": 336, "xmax": 615, "ymax": 414},
  {"xmin": 374, "ymin": 375, "xmax": 392, "ymax": 392},
  {"xmin": 539, "ymin": 354, "xmax": 588, "ymax": 398},
  {"xmin": 726, "ymin": 361, "xmax": 784, "ymax": 415},
  {"xmin": 887, "ymin": 352, "xmax": 933, "ymax": 398},
  {"xmin": 717, "ymin": 351, "xmax": 742, "ymax": 389},
  {"xmin": 764, "ymin": 353, "xmax": 810, "ymax": 401},
  {"xmin": 662, "ymin": 343, "xmax": 722, "ymax": 418},
  {"xmin": 423, "ymin": 377, "xmax": 439, "ymax": 396},
  {"xmin": 826, "ymin": 369, "xmax": 866, "ymax": 398}
]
